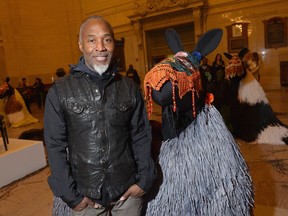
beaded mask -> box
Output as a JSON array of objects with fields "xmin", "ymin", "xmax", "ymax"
[{"xmin": 225, "ymin": 55, "xmax": 245, "ymax": 80}]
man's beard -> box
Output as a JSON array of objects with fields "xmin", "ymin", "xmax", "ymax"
[{"xmin": 92, "ymin": 64, "xmax": 109, "ymax": 75}]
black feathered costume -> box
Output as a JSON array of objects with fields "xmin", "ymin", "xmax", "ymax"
[{"xmin": 223, "ymin": 51, "xmax": 288, "ymax": 145}]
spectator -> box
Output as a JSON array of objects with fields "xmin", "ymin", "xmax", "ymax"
[
  {"xmin": 55, "ymin": 67, "xmax": 66, "ymax": 79},
  {"xmin": 18, "ymin": 78, "xmax": 31, "ymax": 113},
  {"xmin": 126, "ymin": 64, "xmax": 141, "ymax": 87},
  {"xmin": 200, "ymin": 57, "xmax": 216, "ymax": 94},
  {"xmin": 212, "ymin": 53, "xmax": 226, "ymax": 110},
  {"xmin": 212, "ymin": 53, "xmax": 225, "ymax": 82},
  {"xmin": 0, "ymin": 77, "xmax": 14, "ymax": 99},
  {"xmin": 248, "ymin": 52, "xmax": 261, "ymax": 81},
  {"xmin": 32, "ymin": 77, "xmax": 45, "ymax": 109}
]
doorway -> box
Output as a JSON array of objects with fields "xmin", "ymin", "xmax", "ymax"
[
  {"xmin": 280, "ymin": 61, "xmax": 288, "ymax": 87},
  {"xmin": 145, "ymin": 23, "xmax": 195, "ymax": 70}
]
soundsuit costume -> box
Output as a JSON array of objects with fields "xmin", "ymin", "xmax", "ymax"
[
  {"xmin": 224, "ymin": 51, "xmax": 288, "ymax": 145},
  {"xmin": 143, "ymin": 29, "xmax": 254, "ymax": 216}
]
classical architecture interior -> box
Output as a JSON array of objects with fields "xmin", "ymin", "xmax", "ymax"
[{"xmin": 0, "ymin": 0, "xmax": 288, "ymax": 215}]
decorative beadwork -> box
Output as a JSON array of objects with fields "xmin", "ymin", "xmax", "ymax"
[{"xmin": 144, "ymin": 53, "xmax": 202, "ymax": 118}]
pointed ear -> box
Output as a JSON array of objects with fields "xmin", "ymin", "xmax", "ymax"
[
  {"xmin": 193, "ymin": 28, "xmax": 223, "ymax": 57},
  {"xmin": 165, "ymin": 28, "xmax": 184, "ymax": 54},
  {"xmin": 223, "ymin": 52, "xmax": 233, "ymax": 60}
]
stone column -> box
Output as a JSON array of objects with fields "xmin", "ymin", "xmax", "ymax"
[{"xmin": 132, "ymin": 20, "xmax": 143, "ymax": 49}]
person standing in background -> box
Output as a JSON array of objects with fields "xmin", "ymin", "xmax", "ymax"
[
  {"xmin": 126, "ymin": 64, "xmax": 141, "ymax": 88},
  {"xmin": 212, "ymin": 53, "xmax": 225, "ymax": 83},
  {"xmin": 212, "ymin": 53, "xmax": 226, "ymax": 111},
  {"xmin": 0, "ymin": 77, "xmax": 14, "ymax": 99},
  {"xmin": 18, "ymin": 78, "xmax": 31, "ymax": 113},
  {"xmin": 248, "ymin": 52, "xmax": 261, "ymax": 81},
  {"xmin": 32, "ymin": 77, "xmax": 45, "ymax": 109},
  {"xmin": 200, "ymin": 57, "xmax": 216, "ymax": 95}
]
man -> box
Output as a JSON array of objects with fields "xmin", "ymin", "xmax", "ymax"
[
  {"xmin": 199, "ymin": 57, "xmax": 216, "ymax": 94},
  {"xmin": 32, "ymin": 77, "xmax": 45, "ymax": 108},
  {"xmin": 126, "ymin": 64, "xmax": 141, "ymax": 87},
  {"xmin": 18, "ymin": 77, "xmax": 32, "ymax": 113},
  {"xmin": 44, "ymin": 16, "xmax": 155, "ymax": 216}
]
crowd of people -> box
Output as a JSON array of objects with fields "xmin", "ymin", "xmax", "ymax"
[
  {"xmin": 0, "ymin": 77, "xmax": 39, "ymax": 128},
  {"xmin": 0, "ymin": 73, "xmax": 58, "ymax": 128},
  {"xmin": 16, "ymin": 77, "xmax": 45, "ymax": 113}
]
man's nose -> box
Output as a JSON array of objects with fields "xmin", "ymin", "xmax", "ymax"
[{"xmin": 95, "ymin": 40, "xmax": 106, "ymax": 51}]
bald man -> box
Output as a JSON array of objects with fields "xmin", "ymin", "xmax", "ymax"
[{"xmin": 44, "ymin": 16, "xmax": 155, "ymax": 216}]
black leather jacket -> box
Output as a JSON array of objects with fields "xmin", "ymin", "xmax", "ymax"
[{"xmin": 44, "ymin": 58, "xmax": 155, "ymax": 208}]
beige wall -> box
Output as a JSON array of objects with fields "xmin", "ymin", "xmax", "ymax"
[
  {"xmin": 207, "ymin": 0, "xmax": 288, "ymax": 89},
  {"xmin": 0, "ymin": 0, "xmax": 287, "ymax": 90},
  {"xmin": 0, "ymin": 0, "xmax": 82, "ymax": 86}
]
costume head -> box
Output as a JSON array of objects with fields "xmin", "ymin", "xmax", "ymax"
[
  {"xmin": 238, "ymin": 47, "xmax": 251, "ymax": 69},
  {"xmin": 238, "ymin": 48, "xmax": 250, "ymax": 59},
  {"xmin": 224, "ymin": 50, "xmax": 247, "ymax": 80},
  {"xmin": 144, "ymin": 28, "xmax": 223, "ymax": 117}
]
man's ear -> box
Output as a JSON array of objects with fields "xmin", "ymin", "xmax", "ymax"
[{"xmin": 78, "ymin": 41, "xmax": 84, "ymax": 52}]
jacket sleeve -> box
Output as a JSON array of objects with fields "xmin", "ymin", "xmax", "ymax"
[
  {"xmin": 44, "ymin": 85, "xmax": 83, "ymax": 208},
  {"xmin": 130, "ymin": 87, "xmax": 156, "ymax": 192}
]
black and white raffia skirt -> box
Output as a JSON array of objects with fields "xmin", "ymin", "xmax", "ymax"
[
  {"xmin": 146, "ymin": 105, "xmax": 254, "ymax": 216},
  {"xmin": 52, "ymin": 196, "xmax": 72, "ymax": 216}
]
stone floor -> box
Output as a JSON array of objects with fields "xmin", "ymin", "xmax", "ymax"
[{"xmin": 0, "ymin": 89, "xmax": 288, "ymax": 216}]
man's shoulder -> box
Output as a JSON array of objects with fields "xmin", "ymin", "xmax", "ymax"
[
  {"xmin": 54, "ymin": 74, "xmax": 75, "ymax": 91},
  {"xmin": 118, "ymin": 74, "xmax": 138, "ymax": 87},
  {"xmin": 117, "ymin": 73, "xmax": 132, "ymax": 81}
]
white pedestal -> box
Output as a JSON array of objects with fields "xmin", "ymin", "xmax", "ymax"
[{"xmin": 0, "ymin": 138, "xmax": 47, "ymax": 188}]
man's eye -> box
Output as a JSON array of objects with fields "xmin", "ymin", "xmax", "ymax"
[
  {"xmin": 104, "ymin": 38, "xmax": 112, "ymax": 43},
  {"xmin": 88, "ymin": 39, "xmax": 95, "ymax": 43}
]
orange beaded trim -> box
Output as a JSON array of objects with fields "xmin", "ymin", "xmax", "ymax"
[{"xmin": 144, "ymin": 62, "xmax": 202, "ymax": 118}]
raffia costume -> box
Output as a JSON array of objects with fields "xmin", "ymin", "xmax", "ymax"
[{"xmin": 144, "ymin": 51, "xmax": 254, "ymax": 215}]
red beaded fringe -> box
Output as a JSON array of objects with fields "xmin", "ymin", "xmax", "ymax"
[{"xmin": 144, "ymin": 63, "xmax": 202, "ymax": 118}]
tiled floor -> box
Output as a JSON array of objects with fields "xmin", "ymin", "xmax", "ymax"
[
  {"xmin": 0, "ymin": 104, "xmax": 53, "ymax": 216},
  {"xmin": 0, "ymin": 89, "xmax": 288, "ymax": 216}
]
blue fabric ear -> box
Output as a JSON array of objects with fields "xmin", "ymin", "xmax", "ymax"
[
  {"xmin": 165, "ymin": 28, "xmax": 184, "ymax": 54},
  {"xmin": 193, "ymin": 28, "xmax": 223, "ymax": 58},
  {"xmin": 165, "ymin": 28, "xmax": 223, "ymax": 58}
]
